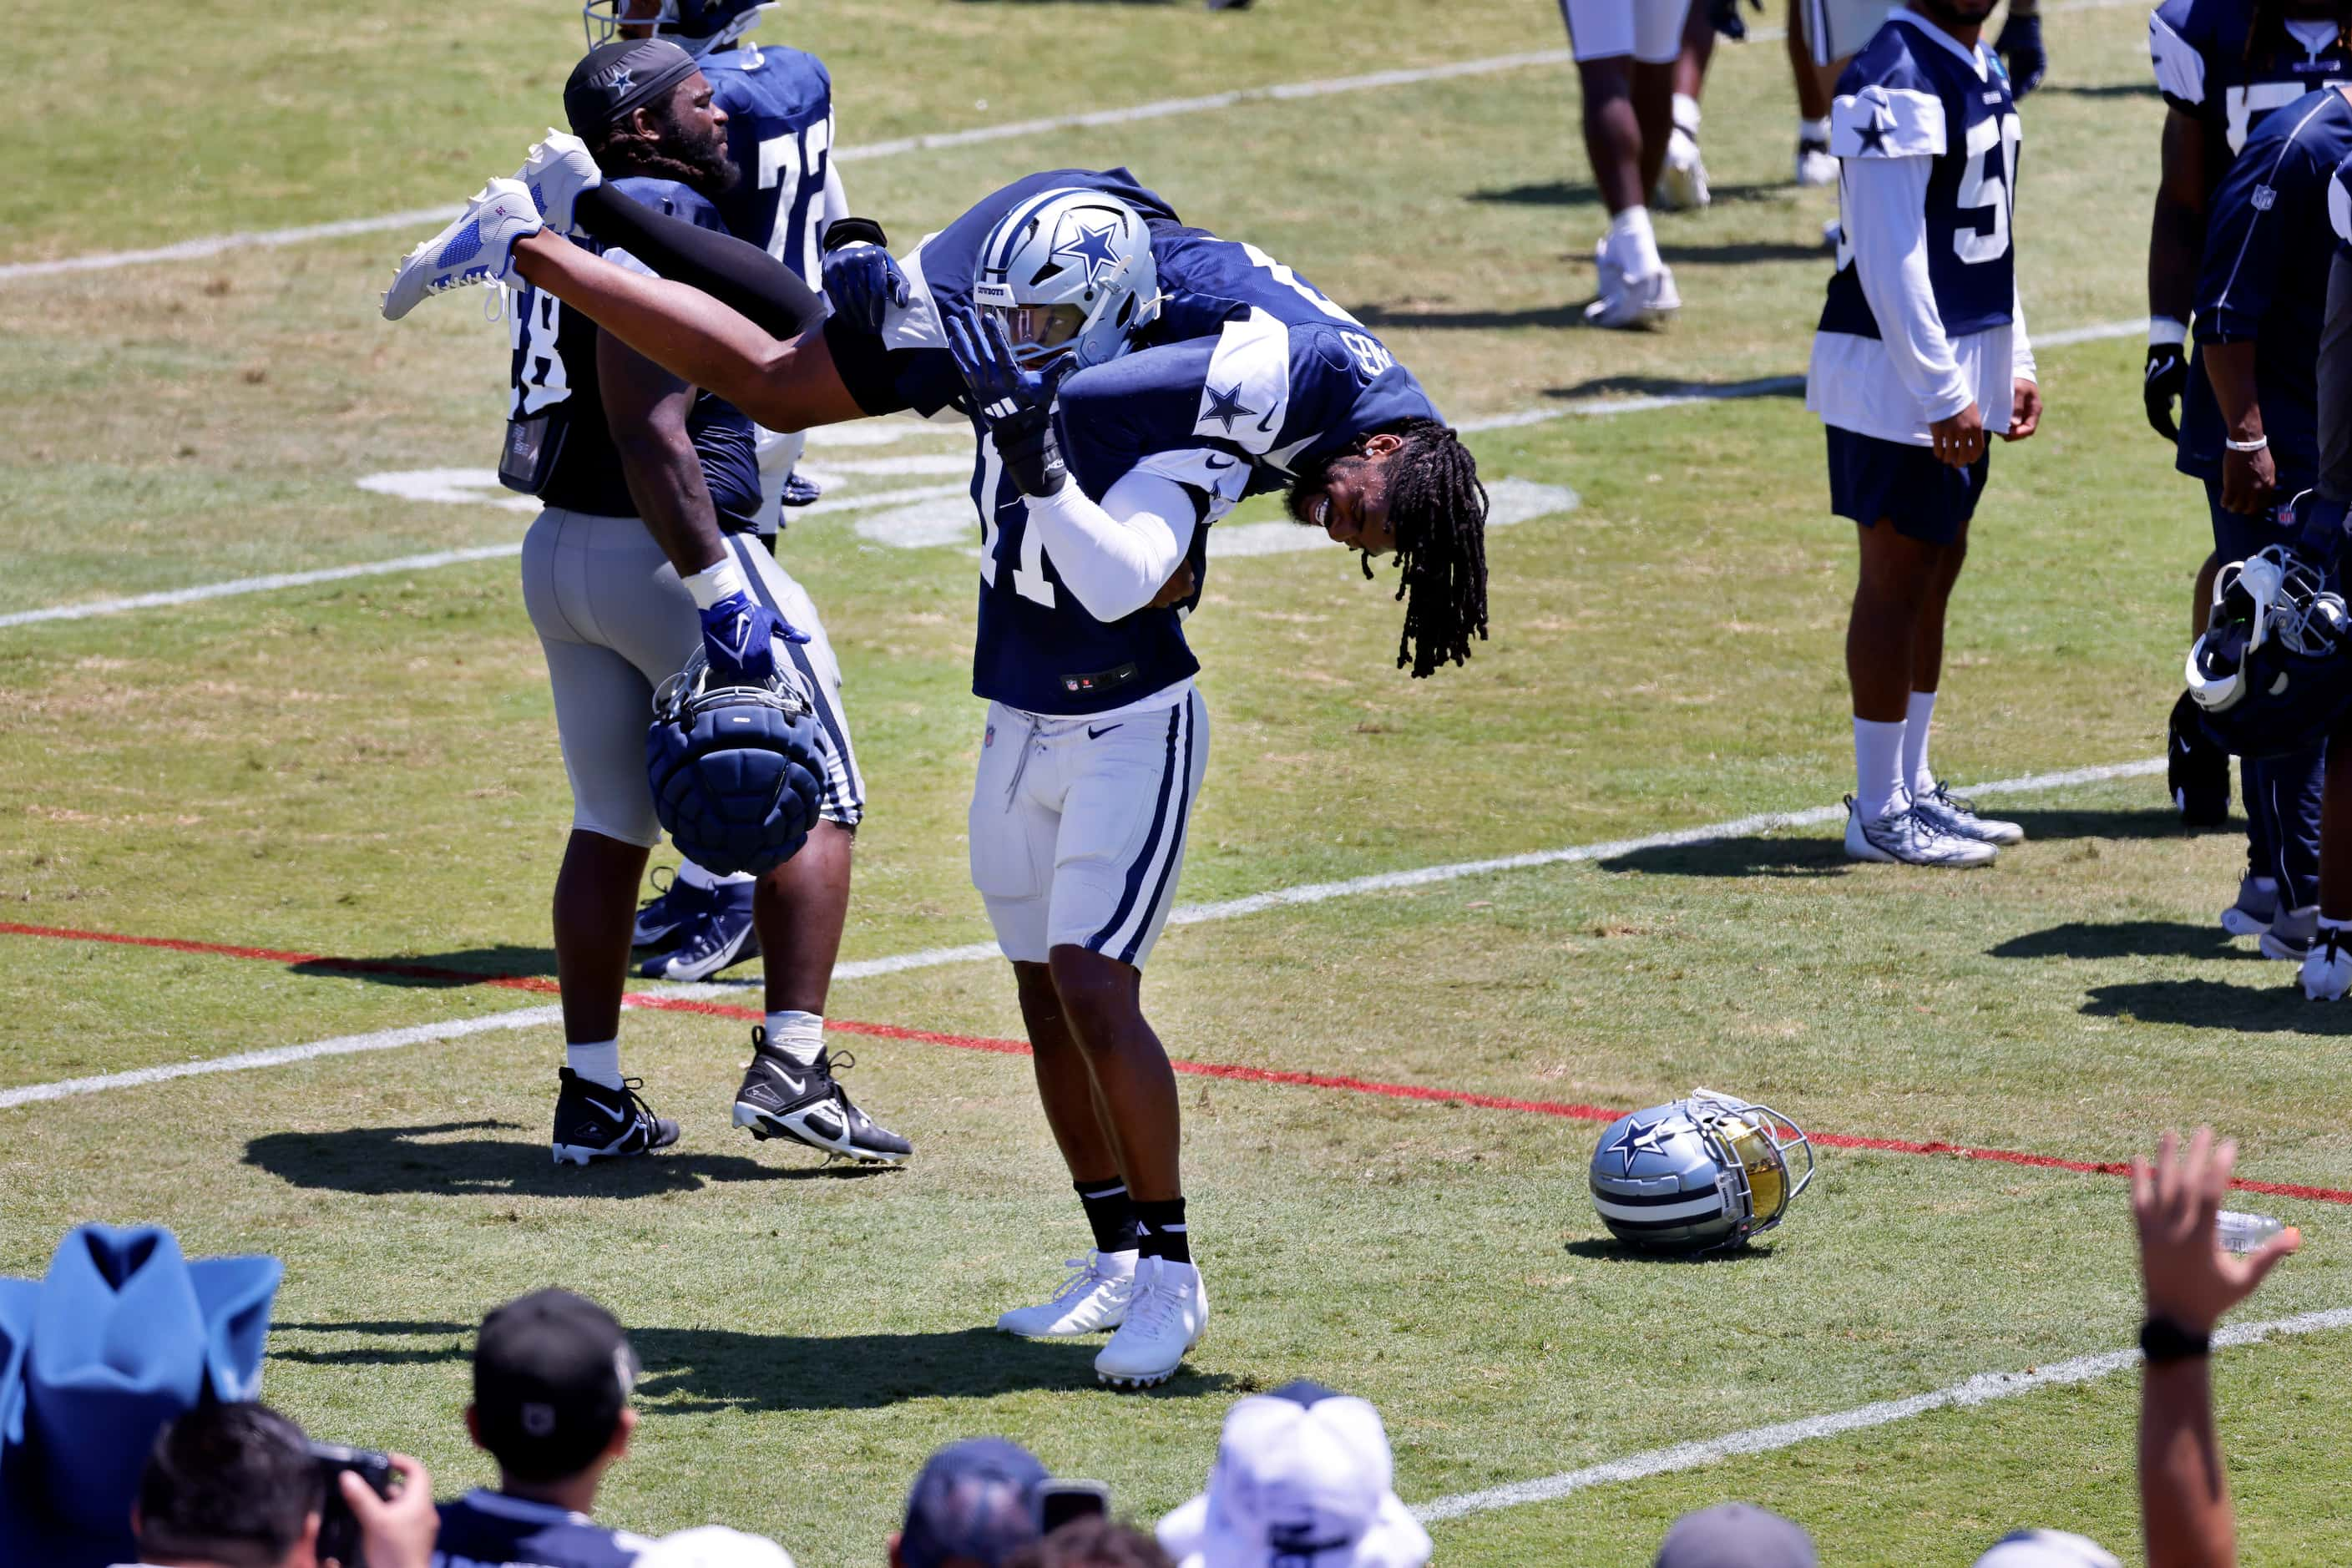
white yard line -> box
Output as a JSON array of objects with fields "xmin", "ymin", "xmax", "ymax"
[
  {"xmin": 0, "ymin": 756, "xmax": 2167, "ymax": 1098},
  {"xmin": 0, "ymin": 0, "xmax": 2148, "ymax": 286},
  {"xmin": 1411, "ymin": 1304, "xmax": 2352, "ymax": 1525}
]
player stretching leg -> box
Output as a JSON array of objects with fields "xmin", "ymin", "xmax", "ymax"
[
  {"xmin": 575, "ymin": 0, "xmax": 854, "ymax": 979},
  {"xmin": 1560, "ymin": 0, "xmax": 1691, "ymax": 326},
  {"xmin": 2147, "ymin": 1, "xmax": 2352, "ymax": 837},
  {"xmin": 509, "ymin": 39, "xmax": 907, "ymax": 1166},
  {"xmin": 1809, "ymin": 0, "xmax": 2040, "ymax": 866}
]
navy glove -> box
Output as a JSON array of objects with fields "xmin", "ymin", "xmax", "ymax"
[
  {"xmin": 944, "ymin": 309, "xmax": 1072, "ymax": 498},
  {"xmin": 700, "ymin": 589, "xmax": 809, "ymax": 686},
  {"xmin": 1995, "ymin": 11, "xmax": 2046, "ymax": 97},
  {"xmin": 2287, "ymin": 490, "xmax": 2352, "ymax": 565},
  {"xmin": 820, "ymin": 219, "xmax": 911, "ymax": 334},
  {"xmin": 1708, "ymin": 0, "xmax": 1762, "ymax": 41},
  {"xmin": 2144, "ymin": 342, "xmax": 2187, "ymax": 443}
]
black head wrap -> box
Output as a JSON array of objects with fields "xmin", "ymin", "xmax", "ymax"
[{"xmin": 564, "ymin": 38, "xmax": 700, "ymax": 138}]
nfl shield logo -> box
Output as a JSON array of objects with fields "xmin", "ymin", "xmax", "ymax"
[{"xmin": 2253, "ymin": 184, "xmax": 2278, "ymax": 211}]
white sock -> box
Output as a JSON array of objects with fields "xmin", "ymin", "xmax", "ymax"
[
  {"xmin": 1903, "ymin": 690, "xmax": 1939, "ymax": 797},
  {"xmin": 1854, "ymin": 717, "xmax": 1908, "ymax": 822},
  {"xmin": 763, "ymin": 1009, "xmax": 825, "ymax": 1067},
  {"xmin": 1672, "ymin": 92, "xmax": 1702, "ymax": 137},
  {"xmin": 567, "ymin": 1039, "xmax": 623, "ymax": 1090},
  {"xmin": 1606, "ymin": 205, "xmax": 1662, "ymax": 280},
  {"xmin": 675, "ymin": 859, "xmax": 755, "ymax": 892},
  {"xmin": 1800, "ymin": 115, "xmax": 1831, "ymax": 145}
]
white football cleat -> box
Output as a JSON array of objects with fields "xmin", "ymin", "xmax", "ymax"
[
  {"xmin": 2219, "ymin": 875, "xmax": 2279, "ymax": 938},
  {"xmin": 2259, "ymin": 904, "xmax": 2319, "ymax": 962},
  {"xmin": 1094, "ymin": 1257, "xmax": 1208, "ymax": 1389},
  {"xmin": 1656, "ymin": 126, "xmax": 1711, "ymax": 211},
  {"xmin": 2301, "ymin": 926, "xmax": 2352, "ymax": 999},
  {"xmin": 382, "ymin": 177, "xmax": 545, "ymax": 321},
  {"xmin": 1844, "ymin": 796, "xmax": 1998, "ymax": 867},
  {"xmin": 996, "ymin": 1251, "xmax": 1136, "ymax": 1338},
  {"xmin": 1797, "ymin": 139, "xmax": 1839, "ymax": 187},
  {"xmin": 1584, "ymin": 254, "xmax": 1680, "ymax": 330},
  {"xmin": 513, "ymin": 130, "xmax": 604, "ymax": 235},
  {"xmin": 1909, "ymin": 781, "xmax": 2025, "ymax": 846}
]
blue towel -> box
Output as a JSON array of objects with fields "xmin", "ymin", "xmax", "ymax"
[{"xmin": 0, "ymin": 1225, "xmax": 281, "ymax": 1568}]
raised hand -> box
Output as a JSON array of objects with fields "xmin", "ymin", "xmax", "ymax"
[{"xmin": 945, "ymin": 308, "xmax": 1071, "ymax": 498}]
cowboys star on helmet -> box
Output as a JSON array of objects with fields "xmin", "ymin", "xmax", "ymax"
[
  {"xmin": 970, "ymin": 187, "xmax": 1161, "ymax": 373},
  {"xmin": 1588, "ymin": 1088, "xmax": 1815, "ymax": 1254}
]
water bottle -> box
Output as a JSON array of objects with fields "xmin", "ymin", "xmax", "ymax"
[{"xmin": 2216, "ymin": 1210, "xmax": 2287, "ymax": 1253}]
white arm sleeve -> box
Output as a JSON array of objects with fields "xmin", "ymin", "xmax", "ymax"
[
  {"xmin": 1844, "ymin": 153, "xmax": 1975, "ymax": 423},
  {"xmin": 818, "ymin": 159, "xmax": 851, "ymax": 230},
  {"xmin": 2011, "ymin": 276, "xmax": 2036, "ymax": 382},
  {"xmin": 1024, "ymin": 468, "xmax": 1200, "ymax": 624}
]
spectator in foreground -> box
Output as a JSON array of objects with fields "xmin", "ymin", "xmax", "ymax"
[
  {"xmin": 1652, "ymin": 1502, "xmax": 1817, "ymax": 1567},
  {"xmin": 891, "ymin": 1439, "xmax": 1056, "ymax": 1568},
  {"xmin": 2133, "ymin": 1127, "xmax": 2299, "ymax": 1568},
  {"xmin": 1156, "ymin": 1381, "xmax": 1429, "ymax": 1568},
  {"xmin": 1971, "ymin": 1530, "xmax": 2119, "ymax": 1567},
  {"xmin": 436, "ymin": 1287, "xmax": 792, "ymax": 1568},
  {"xmin": 125, "ymin": 1401, "xmax": 436, "ymax": 1568},
  {"xmin": 1006, "ymin": 1519, "xmax": 1174, "ymax": 1568}
]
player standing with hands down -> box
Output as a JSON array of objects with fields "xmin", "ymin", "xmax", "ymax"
[{"xmin": 1809, "ymin": 0, "xmax": 2040, "ymax": 867}]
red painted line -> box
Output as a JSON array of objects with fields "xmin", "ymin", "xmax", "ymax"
[{"xmin": 11, "ymin": 918, "xmax": 2352, "ymax": 1206}]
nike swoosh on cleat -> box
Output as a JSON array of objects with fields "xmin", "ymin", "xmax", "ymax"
[
  {"xmin": 582, "ymin": 1097, "xmax": 624, "ymax": 1122},
  {"xmin": 773, "ymin": 1072, "xmax": 807, "ymax": 1095}
]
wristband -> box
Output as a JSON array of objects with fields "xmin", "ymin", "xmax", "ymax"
[
  {"xmin": 681, "ymin": 555, "xmax": 752, "ymax": 610},
  {"xmin": 2225, "ymin": 433, "xmax": 2270, "ymax": 453},
  {"xmin": 2139, "ymin": 1315, "xmax": 2212, "ymax": 1364},
  {"xmin": 2149, "ymin": 316, "xmax": 2188, "ymax": 349}
]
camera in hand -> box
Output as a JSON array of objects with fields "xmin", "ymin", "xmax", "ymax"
[{"xmin": 310, "ymin": 1440, "xmax": 395, "ymax": 1566}]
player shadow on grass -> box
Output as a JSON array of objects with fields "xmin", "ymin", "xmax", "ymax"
[
  {"xmin": 1466, "ymin": 180, "xmax": 1786, "ymax": 210},
  {"xmin": 286, "ymin": 947, "xmax": 560, "ymax": 989},
  {"xmin": 1540, "ymin": 372, "xmax": 1804, "ymax": 402},
  {"xmin": 1558, "ymin": 1239, "xmax": 1777, "ymax": 1264},
  {"xmin": 266, "ymin": 1319, "xmax": 1229, "ymax": 1408},
  {"xmin": 1986, "ymin": 921, "xmax": 2264, "ymax": 962},
  {"xmin": 2081, "ymin": 979, "xmax": 2352, "ymax": 1034},
  {"xmin": 1595, "ymin": 807, "xmax": 2192, "ymax": 878},
  {"xmin": 242, "ymin": 1120, "xmax": 892, "ymax": 1197},
  {"xmin": 2033, "ymin": 81, "xmax": 2160, "ymax": 99}
]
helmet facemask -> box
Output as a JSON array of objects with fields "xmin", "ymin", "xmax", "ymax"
[
  {"xmin": 583, "ymin": 0, "xmax": 767, "ymax": 58},
  {"xmin": 1686, "ymin": 1087, "xmax": 1814, "ymax": 1244}
]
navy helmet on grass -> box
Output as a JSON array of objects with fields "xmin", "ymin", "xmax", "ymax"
[
  {"xmin": 646, "ymin": 647, "xmax": 825, "ymax": 877},
  {"xmin": 2187, "ymin": 534, "xmax": 2352, "ymax": 761},
  {"xmin": 1589, "ymin": 1088, "xmax": 1814, "ymax": 1255}
]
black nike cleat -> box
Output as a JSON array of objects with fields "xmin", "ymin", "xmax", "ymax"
[
  {"xmin": 631, "ymin": 865, "xmax": 701, "ymax": 950},
  {"xmin": 731, "ymin": 1029, "xmax": 912, "ymax": 1166},
  {"xmin": 2169, "ymin": 690, "xmax": 2231, "ymax": 828},
  {"xmin": 552, "ymin": 1069, "xmax": 681, "ymax": 1165}
]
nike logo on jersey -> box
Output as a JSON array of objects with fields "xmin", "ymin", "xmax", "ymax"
[{"xmin": 1087, "ymin": 723, "xmax": 1124, "ymax": 740}]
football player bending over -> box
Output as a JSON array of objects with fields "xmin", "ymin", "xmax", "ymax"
[
  {"xmin": 496, "ymin": 37, "xmax": 908, "ymax": 1168},
  {"xmin": 383, "ymin": 161, "xmax": 1488, "ymax": 1388}
]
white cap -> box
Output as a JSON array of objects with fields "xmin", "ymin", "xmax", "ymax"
[
  {"xmin": 1156, "ymin": 1383, "xmax": 1431, "ymax": 1568},
  {"xmin": 634, "ymin": 1525, "xmax": 798, "ymax": 1568},
  {"xmin": 1971, "ymin": 1530, "xmax": 2121, "ymax": 1568}
]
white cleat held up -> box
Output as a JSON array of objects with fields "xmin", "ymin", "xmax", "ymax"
[{"xmin": 382, "ymin": 177, "xmax": 546, "ymax": 321}]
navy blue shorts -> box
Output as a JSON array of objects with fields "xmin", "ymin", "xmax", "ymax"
[{"xmin": 1826, "ymin": 425, "xmax": 1990, "ymax": 544}]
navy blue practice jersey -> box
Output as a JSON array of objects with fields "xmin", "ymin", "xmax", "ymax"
[
  {"xmin": 433, "ymin": 1490, "xmax": 648, "ymax": 1568},
  {"xmin": 506, "ymin": 175, "xmax": 763, "ymax": 530},
  {"xmin": 703, "ymin": 42, "xmax": 834, "ymax": 281},
  {"xmin": 2152, "ymin": 0, "xmax": 2352, "ymax": 172},
  {"xmin": 2179, "ymin": 86, "xmax": 2352, "ymax": 480},
  {"xmin": 969, "ymin": 306, "xmax": 1438, "ymax": 716},
  {"xmin": 1819, "ymin": 13, "xmax": 2021, "ymax": 343}
]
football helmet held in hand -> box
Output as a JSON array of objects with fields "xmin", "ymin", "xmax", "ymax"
[
  {"xmin": 2186, "ymin": 540, "xmax": 2352, "ymax": 760},
  {"xmin": 1589, "ymin": 1088, "xmax": 1815, "ymax": 1254},
  {"xmin": 646, "ymin": 647, "xmax": 826, "ymax": 878}
]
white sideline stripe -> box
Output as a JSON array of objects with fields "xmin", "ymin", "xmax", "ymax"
[
  {"xmin": 0, "ymin": 0, "xmax": 2148, "ymax": 285},
  {"xmin": 0, "ymin": 756, "xmax": 2172, "ymax": 1099},
  {"xmin": 0, "ymin": 483, "xmax": 969, "ymax": 629},
  {"xmin": 0, "ymin": 1006, "xmax": 563, "ymax": 1110},
  {"xmin": 1411, "ymin": 1304, "xmax": 2352, "ymax": 1525},
  {"xmin": 1456, "ymin": 320, "xmax": 2149, "ymax": 433}
]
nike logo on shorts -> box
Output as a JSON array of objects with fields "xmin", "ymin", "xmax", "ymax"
[{"xmin": 1087, "ymin": 723, "xmax": 1123, "ymax": 740}]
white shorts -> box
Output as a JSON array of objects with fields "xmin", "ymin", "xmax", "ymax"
[
  {"xmin": 521, "ymin": 508, "xmax": 865, "ymax": 847},
  {"xmin": 969, "ymin": 690, "xmax": 1209, "ymax": 969},
  {"xmin": 1799, "ymin": 0, "xmax": 1889, "ymax": 66},
  {"xmin": 1559, "ymin": 0, "xmax": 1692, "ymax": 63}
]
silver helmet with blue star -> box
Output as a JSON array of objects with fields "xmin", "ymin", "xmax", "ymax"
[
  {"xmin": 971, "ymin": 188, "xmax": 1161, "ymax": 373},
  {"xmin": 1589, "ymin": 1088, "xmax": 1814, "ymax": 1254}
]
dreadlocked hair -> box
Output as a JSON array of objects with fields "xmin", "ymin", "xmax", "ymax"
[{"xmin": 1367, "ymin": 417, "xmax": 1489, "ymax": 678}]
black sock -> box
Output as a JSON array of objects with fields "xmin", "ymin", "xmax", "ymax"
[
  {"xmin": 1132, "ymin": 1196, "xmax": 1191, "ymax": 1265},
  {"xmin": 573, "ymin": 186, "xmax": 827, "ymax": 341},
  {"xmin": 1074, "ymin": 1178, "xmax": 1138, "ymax": 1255}
]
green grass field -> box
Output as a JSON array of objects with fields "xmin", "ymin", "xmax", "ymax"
[{"xmin": 7, "ymin": 1, "xmax": 2349, "ymax": 1562}]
